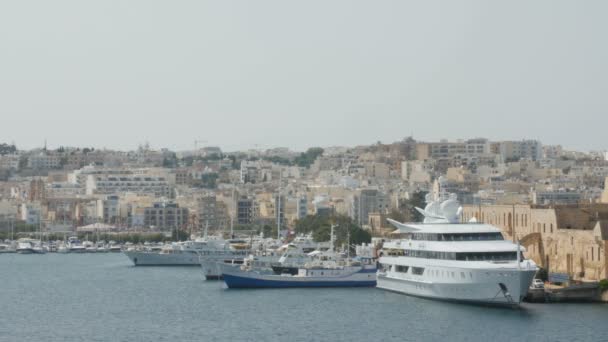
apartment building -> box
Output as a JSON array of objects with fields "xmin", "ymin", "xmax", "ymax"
[
  {"xmin": 143, "ymin": 202, "xmax": 189, "ymax": 230},
  {"xmin": 85, "ymin": 174, "xmax": 172, "ymax": 197}
]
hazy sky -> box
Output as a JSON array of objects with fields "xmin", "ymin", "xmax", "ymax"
[{"xmin": 1, "ymin": 1, "xmax": 607, "ymax": 152}]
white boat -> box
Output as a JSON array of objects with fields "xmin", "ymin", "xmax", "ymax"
[
  {"xmin": 124, "ymin": 238, "xmax": 235, "ymax": 266},
  {"xmin": 0, "ymin": 242, "xmax": 16, "ymax": 253},
  {"xmin": 376, "ymin": 194, "xmax": 537, "ymax": 306},
  {"xmin": 108, "ymin": 241, "xmax": 122, "ymax": 252},
  {"xmin": 16, "ymin": 239, "xmax": 46, "ymax": 254},
  {"xmin": 66, "ymin": 237, "xmax": 86, "ymax": 253}
]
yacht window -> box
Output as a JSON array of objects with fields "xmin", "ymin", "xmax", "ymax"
[
  {"xmin": 412, "ymin": 267, "xmax": 424, "ymax": 275},
  {"xmin": 395, "ymin": 265, "xmax": 409, "ymax": 273}
]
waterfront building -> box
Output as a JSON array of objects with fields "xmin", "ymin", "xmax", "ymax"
[
  {"xmin": 197, "ymin": 195, "xmax": 219, "ymax": 229},
  {"xmin": 462, "ymin": 203, "xmax": 608, "ymax": 281},
  {"xmin": 29, "ymin": 179, "xmax": 47, "ymax": 201},
  {"xmin": 237, "ymin": 197, "xmax": 258, "ymax": 225},
  {"xmin": 96, "ymin": 195, "xmax": 120, "ymax": 224},
  {"xmin": 20, "ymin": 202, "xmax": 42, "ymax": 225}
]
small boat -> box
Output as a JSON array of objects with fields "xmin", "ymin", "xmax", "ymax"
[
  {"xmin": 16, "ymin": 239, "xmax": 46, "ymax": 254},
  {"xmin": 0, "ymin": 243, "xmax": 16, "ymax": 253},
  {"xmin": 66, "ymin": 237, "xmax": 86, "ymax": 253}
]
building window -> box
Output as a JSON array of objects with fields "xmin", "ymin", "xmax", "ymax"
[{"xmin": 550, "ymin": 224, "xmax": 553, "ymax": 233}]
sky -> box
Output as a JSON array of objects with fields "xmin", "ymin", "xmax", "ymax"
[{"xmin": 1, "ymin": 1, "xmax": 607, "ymax": 152}]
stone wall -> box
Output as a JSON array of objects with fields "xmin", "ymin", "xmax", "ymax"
[{"xmin": 462, "ymin": 204, "xmax": 608, "ymax": 281}]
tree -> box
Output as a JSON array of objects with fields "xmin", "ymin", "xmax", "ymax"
[
  {"xmin": 392, "ymin": 191, "xmax": 428, "ymax": 223},
  {"xmin": 409, "ymin": 191, "xmax": 427, "ymax": 222},
  {"xmin": 388, "ymin": 209, "xmax": 407, "ymax": 223},
  {"xmin": 200, "ymin": 173, "xmax": 219, "ymax": 189},
  {"xmin": 162, "ymin": 153, "xmax": 177, "ymax": 168},
  {"xmin": 257, "ymin": 224, "xmax": 276, "ymax": 238},
  {"xmin": 294, "ymin": 147, "xmax": 324, "ymax": 168},
  {"xmin": 0, "ymin": 143, "xmax": 17, "ymax": 155},
  {"xmin": 295, "ymin": 214, "xmax": 371, "ymax": 251},
  {"xmin": 18, "ymin": 155, "xmax": 29, "ymax": 170},
  {"xmin": 59, "ymin": 156, "xmax": 69, "ymax": 168}
]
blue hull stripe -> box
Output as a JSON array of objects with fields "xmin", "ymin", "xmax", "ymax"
[{"xmin": 223, "ymin": 274, "xmax": 377, "ymax": 288}]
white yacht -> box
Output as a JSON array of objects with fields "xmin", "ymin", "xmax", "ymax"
[
  {"xmin": 16, "ymin": 239, "xmax": 46, "ymax": 254},
  {"xmin": 377, "ymin": 194, "xmax": 537, "ymax": 306},
  {"xmin": 124, "ymin": 237, "xmax": 248, "ymax": 266},
  {"xmin": 66, "ymin": 237, "xmax": 86, "ymax": 253}
]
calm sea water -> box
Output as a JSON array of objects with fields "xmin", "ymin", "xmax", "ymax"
[{"xmin": 1, "ymin": 254, "xmax": 607, "ymax": 342}]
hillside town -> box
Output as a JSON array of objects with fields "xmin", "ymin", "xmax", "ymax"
[{"xmin": 2, "ymin": 138, "xmax": 608, "ymax": 282}]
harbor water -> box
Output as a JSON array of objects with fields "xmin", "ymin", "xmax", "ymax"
[{"xmin": 1, "ymin": 254, "xmax": 607, "ymax": 342}]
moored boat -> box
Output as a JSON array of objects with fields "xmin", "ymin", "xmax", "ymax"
[
  {"xmin": 221, "ymin": 255, "xmax": 377, "ymax": 289},
  {"xmin": 376, "ymin": 194, "xmax": 537, "ymax": 306}
]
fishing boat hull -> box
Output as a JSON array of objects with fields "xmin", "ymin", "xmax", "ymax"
[{"xmin": 222, "ymin": 264, "xmax": 377, "ymax": 289}]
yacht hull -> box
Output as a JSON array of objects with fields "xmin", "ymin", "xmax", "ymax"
[
  {"xmin": 222, "ymin": 265, "xmax": 377, "ymax": 289},
  {"xmin": 376, "ymin": 267, "xmax": 536, "ymax": 306},
  {"xmin": 124, "ymin": 251, "xmax": 200, "ymax": 266}
]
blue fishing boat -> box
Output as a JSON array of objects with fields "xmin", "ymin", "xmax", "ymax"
[{"xmin": 221, "ymin": 257, "xmax": 377, "ymax": 289}]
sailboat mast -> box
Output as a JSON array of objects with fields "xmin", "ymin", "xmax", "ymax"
[
  {"xmin": 230, "ymin": 185, "xmax": 235, "ymax": 237},
  {"xmin": 277, "ymin": 171, "xmax": 282, "ymax": 241}
]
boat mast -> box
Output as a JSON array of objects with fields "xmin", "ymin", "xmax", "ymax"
[
  {"xmin": 230, "ymin": 184, "xmax": 235, "ymax": 238},
  {"xmin": 347, "ymin": 225, "xmax": 350, "ymax": 260},
  {"xmin": 277, "ymin": 171, "xmax": 282, "ymax": 241},
  {"xmin": 330, "ymin": 224, "xmax": 336, "ymax": 254}
]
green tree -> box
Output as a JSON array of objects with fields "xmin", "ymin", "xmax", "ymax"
[
  {"xmin": 294, "ymin": 147, "xmax": 324, "ymax": 168},
  {"xmin": 409, "ymin": 191, "xmax": 428, "ymax": 222},
  {"xmin": 0, "ymin": 143, "xmax": 17, "ymax": 155},
  {"xmin": 295, "ymin": 214, "xmax": 371, "ymax": 251},
  {"xmin": 18, "ymin": 155, "xmax": 29, "ymax": 169}
]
